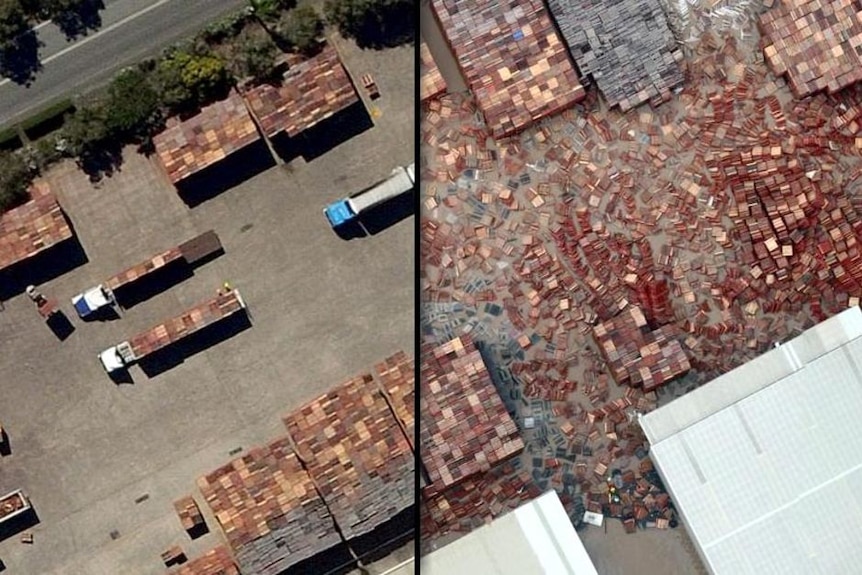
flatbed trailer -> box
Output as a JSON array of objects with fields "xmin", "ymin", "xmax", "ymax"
[
  {"xmin": 0, "ymin": 490, "xmax": 31, "ymax": 525},
  {"xmin": 99, "ymin": 288, "xmax": 246, "ymax": 373},
  {"xmin": 72, "ymin": 231, "xmax": 222, "ymax": 318}
]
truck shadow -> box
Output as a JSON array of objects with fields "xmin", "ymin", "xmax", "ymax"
[
  {"xmin": 358, "ymin": 191, "xmax": 415, "ymax": 236},
  {"xmin": 137, "ymin": 313, "xmax": 252, "ymax": 378},
  {"xmin": 112, "ymin": 265, "xmax": 195, "ymax": 310},
  {"xmin": 46, "ymin": 310, "xmax": 75, "ymax": 340},
  {"xmin": 0, "ymin": 508, "xmax": 39, "ymax": 543}
]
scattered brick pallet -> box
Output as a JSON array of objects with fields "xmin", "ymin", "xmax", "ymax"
[
  {"xmin": 283, "ymin": 374, "xmax": 414, "ymax": 542},
  {"xmin": 420, "ymin": 335, "xmax": 524, "ymax": 492},
  {"xmin": 197, "ymin": 437, "xmax": 341, "ymax": 575}
]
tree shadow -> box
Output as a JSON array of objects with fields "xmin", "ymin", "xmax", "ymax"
[
  {"xmin": 0, "ymin": 30, "xmax": 43, "ymax": 86},
  {"xmin": 343, "ymin": 2, "xmax": 416, "ymax": 50},
  {"xmin": 53, "ymin": 0, "xmax": 106, "ymax": 41},
  {"xmin": 76, "ymin": 139, "xmax": 124, "ymax": 182}
]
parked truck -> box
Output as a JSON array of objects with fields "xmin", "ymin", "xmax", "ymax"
[
  {"xmin": 72, "ymin": 230, "xmax": 222, "ymax": 318},
  {"xmin": 0, "ymin": 490, "xmax": 31, "ymax": 526},
  {"xmin": 98, "ymin": 288, "xmax": 247, "ymax": 374},
  {"xmin": 324, "ymin": 162, "xmax": 415, "ymax": 229}
]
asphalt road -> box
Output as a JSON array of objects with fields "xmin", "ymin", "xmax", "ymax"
[{"xmin": 0, "ymin": 0, "xmax": 247, "ymax": 130}]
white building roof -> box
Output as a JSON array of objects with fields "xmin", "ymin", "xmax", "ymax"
[
  {"xmin": 421, "ymin": 490, "xmax": 598, "ymax": 575},
  {"xmin": 640, "ymin": 306, "xmax": 862, "ymax": 575}
]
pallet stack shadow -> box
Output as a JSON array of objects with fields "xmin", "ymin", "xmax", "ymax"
[
  {"xmin": 190, "ymin": 352, "xmax": 415, "ymax": 575},
  {"xmin": 430, "ymin": 0, "xmax": 585, "ymax": 138},
  {"xmin": 546, "ymin": 0, "xmax": 685, "ymax": 111}
]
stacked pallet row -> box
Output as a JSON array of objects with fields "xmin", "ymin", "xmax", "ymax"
[
  {"xmin": 760, "ymin": 0, "xmax": 862, "ymax": 98},
  {"xmin": 430, "ymin": 0, "xmax": 585, "ymax": 138},
  {"xmin": 374, "ymin": 351, "xmax": 416, "ymax": 448},
  {"xmin": 420, "ymin": 335, "xmax": 525, "ymax": 494},
  {"xmin": 546, "ymin": 0, "xmax": 685, "ymax": 110},
  {"xmin": 420, "ymin": 40, "xmax": 447, "ymax": 103},
  {"xmin": 283, "ymin": 374, "xmax": 414, "ymax": 541},
  {"xmin": 128, "ymin": 290, "xmax": 244, "ymax": 357},
  {"xmin": 197, "ymin": 437, "xmax": 341, "ymax": 575},
  {"xmin": 169, "ymin": 546, "xmax": 239, "ymax": 575}
]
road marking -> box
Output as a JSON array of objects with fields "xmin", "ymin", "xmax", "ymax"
[{"xmin": 0, "ymin": 0, "xmax": 176, "ymax": 88}]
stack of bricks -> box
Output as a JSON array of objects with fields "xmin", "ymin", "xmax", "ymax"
[
  {"xmin": 197, "ymin": 437, "xmax": 341, "ymax": 575},
  {"xmin": 283, "ymin": 374, "xmax": 414, "ymax": 542},
  {"xmin": 430, "ymin": 0, "xmax": 585, "ymax": 138},
  {"xmin": 592, "ymin": 306, "xmax": 690, "ymax": 391},
  {"xmin": 104, "ymin": 247, "xmax": 184, "ymax": 291},
  {"xmin": 0, "ymin": 180, "xmax": 73, "ymax": 272},
  {"xmin": 242, "ymin": 42, "xmax": 359, "ymax": 138},
  {"xmin": 374, "ymin": 351, "xmax": 416, "ymax": 448},
  {"xmin": 420, "ymin": 335, "xmax": 525, "ymax": 494},
  {"xmin": 546, "ymin": 0, "xmax": 685, "ymax": 110},
  {"xmin": 169, "ymin": 546, "xmax": 238, "ymax": 575},
  {"xmin": 420, "ymin": 40, "xmax": 447, "ymax": 102},
  {"xmin": 153, "ymin": 90, "xmax": 260, "ymax": 184},
  {"xmin": 173, "ymin": 496, "xmax": 205, "ymax": 534},
  {"xmin": 127, "ymin": 290, "xmax": 245, "ymax": 358},
  {"xmin": 760, "ymin": 0, "xmax": 862, "ymax": 98}
]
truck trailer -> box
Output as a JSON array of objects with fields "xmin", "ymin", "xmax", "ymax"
[
  {"xmin": 324, "ymin": 162, "xmax": 415, "ymax": 229},
  {"xmin": 99, "ymin": 288, "xmax": 247, "ymax": 374},
  {"xmin": 0, "ymin": 490, "xmax": 31, "ymax": 526},
  {"xmin": 72, "ymin": 230, "xmax": 222, "ymax": 318}
]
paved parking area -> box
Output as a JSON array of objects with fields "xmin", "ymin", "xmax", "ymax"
[{"xmin": 0, "ymin": 38, "xmax": 414, "ymax": 575}]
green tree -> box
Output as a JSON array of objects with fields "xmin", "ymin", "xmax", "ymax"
[
  {"xmin": 279, "ymin": 5, "xmax": 321, "ymax": 54},
  {"xmin": 156, "ymin": 48, "xmax": 230, "ymax": 111},
  {"xmin": 105, "ymin": 67, "xmax": 160, "ymax": 137},
  {"xmin": 324, "ymin": 0, "xmax": 413, "ymax": 48},
  {"xmin": 0, "ymin": 150, "xmax": 32, "ymax": 213},
  {"xmin": 61, "ymin": 104, "xmax": 109, "ymax": 156},
  {"xmin": 233, "ymin": 33, "xmax": 279, "ymax": 82},
  {"xmin": 0, "ymin": 0, "xmax": 30, "ymax": 51}
]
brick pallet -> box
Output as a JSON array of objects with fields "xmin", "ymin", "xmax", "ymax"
[
  {"xmin": 420, "ymin": 336, "xmax": 525, "ymax": 492},
  {"xmin": 0, "ymin": 181, "xmax": 73, "ymax": 272},
  {"xmin": 243, "ymin": 43, "xmax": 359, "ymax": 138},
  {"xmin": 197, "ymin": 437, "xmax": 341, "ymax": 575},
  {"xmin": 169, "ymin": 546, "xmax": 239, "ymax": 575},
  {"xmin": 420, "ymin": 40, "xmax": 448, "ymax": 102},
  {"xmin": 430, "ymin": 0, "xmax": 585, "ymax": 138},
  {"xmin": 760, "ymin": 0, "xmax": 862, "ymax": 98},
  {"xmin": 283, "ymin": 374, "xmax": 414, "ymax": 542},
  {"xmin": 173, "ymin": 496, "xmax": 205, "ymax": 534},
  {"xmin": 546, "ymin": 0, "xmax": 685, "ymax": 111},
  {"xmin": 153, "ymin": 90, "xmax": 260, "ymax": 184},
  {"xmin": 374, "ymin": 351, "xmax": 416, "ymax": 448}
]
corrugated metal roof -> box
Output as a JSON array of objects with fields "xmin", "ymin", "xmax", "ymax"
[
  {"xmin": 641, "ymin": 306, "xmax": 862, "ymax": 575},
  {"xmin": 421, "ymin": 490, "xmax": 598, "ymax": 575}
]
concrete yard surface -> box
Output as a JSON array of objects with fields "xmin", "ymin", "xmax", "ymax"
[{"xmin": 0, "ymin": 38, "xmax": 414, "ymax": 575}]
